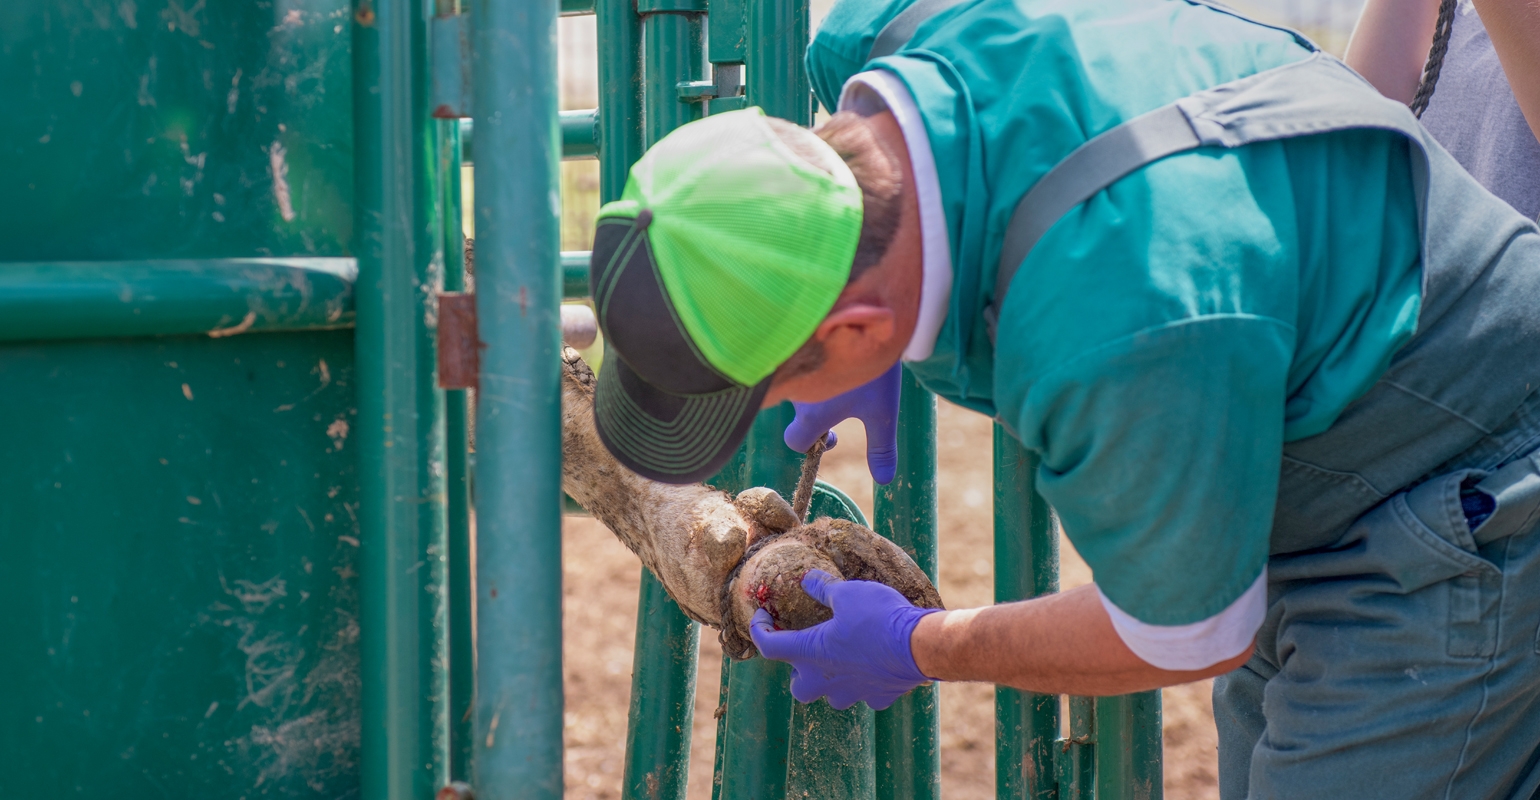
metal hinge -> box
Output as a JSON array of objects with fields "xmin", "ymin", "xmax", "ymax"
[
  {"xmin": 437, "ymin": 292, "xmax": 480, "ymax": 389},
  {"xmin": 436, "ymin": 293, "xmax": 599, "ymax": 391}
]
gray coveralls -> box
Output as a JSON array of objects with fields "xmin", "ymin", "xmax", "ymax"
[{"xmin": 1145, "ymin": 47, "xmax": 1540, "ymax": 800}]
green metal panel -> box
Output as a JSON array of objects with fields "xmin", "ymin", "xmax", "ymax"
[
  {"xmin": 718, "ymin": 407, "xmax": 801, "ymax": 800},
  {"xmin": 621, "ymin": 9, "xmax": 707, "ymax": 800},
  {"xmin": 873, "ymin": 370, "xmax": 941, "ymax": 800},
  {"xmin": 993, "ymin": 427, "xmax": 1061, "ymax": 800},
  {"xmin": 1, "ymin": 0, "xmax": 371, "ymax": 795},
  {"xmin": 352, "ymin": 0, "xmax": 450, "ymax": 795},
  {"xmin": 440, "ymin": 118, "xmax": 476, "ymax": 783},
  {"xmin": 0, "ymin": 259, "xmax": 356, "ymax": 343},
  {"xmin": 0, "ymin": 0, "xmax": 355, "ymax": 261},
  {"xmin": 468, "ymin": 0, "xmax": 565, "ymax": 795},
  {"xmin": 0, "ymin": 331, "xmax": 362, "ymax": 797}
]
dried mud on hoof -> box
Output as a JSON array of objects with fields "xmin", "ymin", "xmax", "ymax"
[{"xmin": 559, "ymin": 348, "xmax": 943, "ymax": 661}]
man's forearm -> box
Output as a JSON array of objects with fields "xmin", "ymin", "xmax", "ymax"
[
  {"xmin": 909, "ymin": 584, "xmax": 1252, "ymax": 696},
  {"xmin": 1473, "ymin": 0, "xmax": 1540, "ymax": 143}
]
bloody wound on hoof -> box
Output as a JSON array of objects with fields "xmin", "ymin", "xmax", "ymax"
[{"xmin": 558, "ymin": 348, "xmax": 943, "ymax": 660}]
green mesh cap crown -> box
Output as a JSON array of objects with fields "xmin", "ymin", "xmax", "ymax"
[{"xmin": 596, "ymin": 107, "xmax": 863, "ymax": 386}]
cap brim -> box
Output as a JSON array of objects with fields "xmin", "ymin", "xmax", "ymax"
[{"xmin": 593, "ymin": 348, "xmax": 770, "ymax": 484}]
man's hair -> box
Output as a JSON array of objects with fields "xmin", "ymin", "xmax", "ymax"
[{"xmin": 766, "ymin": 113, "xmax": 905, "ymax": 382}]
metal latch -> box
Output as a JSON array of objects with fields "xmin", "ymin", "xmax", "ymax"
[{"xmin": 677, "ymin": 63, "xmax": 745, "ymax": 107}]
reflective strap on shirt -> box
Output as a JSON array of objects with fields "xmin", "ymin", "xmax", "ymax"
[
  {"xmin": 867, "ymin": 0, "xmax": 968, "ymax": 61},
  {"xmin": 862, "ymin": 0, "xmax": 1328, "ymax": 343},
  {"xmin": 982, "ymin": 104, "xmax": 1201, "ymax": 340},
  {"xmin": 982, "ymin": 52, "xmax": 1426, "ymax": 344}
]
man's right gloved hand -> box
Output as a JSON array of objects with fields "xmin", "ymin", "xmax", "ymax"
[{"xmin": 783, "ymin": 363, "xmax": 902, "ymax": 484}]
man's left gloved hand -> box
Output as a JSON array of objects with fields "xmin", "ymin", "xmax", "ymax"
[
  {"xmin": 784, "ymin": 363, "xmax": 902, "ymax": 484},
  {"xmin": 749, "ymin": 569, "xmax": 940, "ymax": 710}
]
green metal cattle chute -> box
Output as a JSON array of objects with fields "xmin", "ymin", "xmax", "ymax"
[{"xmin": 0, "ymin": 0, "xmax": 1159, "ymax": 797}]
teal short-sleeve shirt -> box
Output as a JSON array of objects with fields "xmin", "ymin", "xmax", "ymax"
[{"xmin": 808, "ymin": 0, "xmax": 1423, "ymax": 626}]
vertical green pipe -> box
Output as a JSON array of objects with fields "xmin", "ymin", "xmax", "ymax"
[
  {"xmin": 786, "ymin": 488, "xmax": 877, "ymax": 799},
  {"xmin": 440, "ymin": 115, "xmax": 475, "ymax": 783},
  {"xmin": 1095, "ymin": 692, "xmax": 1163, "ymax": 800},
  {"xmin": 717, "ymin": 2, "xmax": 817, "ymax": 797},
  {"xmin": 623, "ymin": 577, "xmax": 701, "ymax": 800},
  {"xmin": 718, "ymin": 407, "xmax": 801, "ymax": 800},
  {"xmin": 786, "ymin": 700, "xmax": 877, "ymax": 798},
  {"xmin": 468, "ymin": 0, "xmax": 564, "ymax": 796},
  {"xmin": 873, "ymin": 370, "xmax": 940, "ymax": 800},
  {"xmin": 1060, "ymin": 696, "xmax": 1096, "ymax": 800},
  {"xmin": 745, "ymin": 0, "xmax": 810, "ymax": 122},
  {"xmin": 710, "ymin": 622, "xmax": 733, "ymax": 800},
  {"xmin": 354, "ymin": 0, "xmax": 450, "ymax": 796},
  {"xmin": 993, "ymin": 427, "xmax": 1059, "ymax": 800},
  {"xmin": 618, "ymin": 9, "xmax": 706, "ymax": 800},
  {"xmin": 597, "ymin": 0, "xmax": 644, "ymax": 204},
  {"xmin": 707, "ymin": 447, "xmax": 747, "ymax": 800},
  {"xmin": 708, "ymin": 0, "xmax": 747, "ymax": 64}
]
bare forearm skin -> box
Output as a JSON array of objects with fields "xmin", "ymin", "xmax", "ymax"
[
  {"xmin": 909, "ymin": 584, "xmax": 1253, "ymax": 696},
  {"xmin": 1344, "ymin": 0, "xmax": 1442, "ymax": 104},
  {"xmin": 1472, "ymin": 0, "xmax": 1540, "ymax": 142},
  {"xmin": 1346, "ymin": 0, "xmax": 1540, "ymax": 145}
]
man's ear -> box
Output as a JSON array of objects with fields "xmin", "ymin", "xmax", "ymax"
[{"xmin": 812, "ymin": 303, "xmax": 897, "ymax": 356}]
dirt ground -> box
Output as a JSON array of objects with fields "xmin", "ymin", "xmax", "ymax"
[{"xmin": 560, "ymin": 400, "xmax": 1220, "ymax": 799}]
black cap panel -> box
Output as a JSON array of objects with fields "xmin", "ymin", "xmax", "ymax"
[
  {"xmin": 592, "ymin": 347, "xmax": 768, "ymax": 484},
  {"xmin": 590, "ymin": 216, "xmax": 736, "ymax": 395}
]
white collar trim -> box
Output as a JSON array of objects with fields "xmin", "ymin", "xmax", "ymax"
[{"xmin": 836, "ymin": 69, "xmax": 952, "ymax": 362}]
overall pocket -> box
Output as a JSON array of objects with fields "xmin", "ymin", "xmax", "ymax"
[{"xmin": 1399, "ymin": 469, "xmax": 1503, "ymax": 658}]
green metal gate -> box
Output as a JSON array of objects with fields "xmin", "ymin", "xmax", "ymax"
[{"xmin": 1, "ymin": 0, "xmax": 1161, "ymax": 797}]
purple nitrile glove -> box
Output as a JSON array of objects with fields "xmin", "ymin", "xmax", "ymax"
[
  {"xmin": 784, "ymin": 363, "xmax": 901, "ymax": 484},
  {"xmin": 749, "ymin": 569, "xmax": 940, "ymax": 711}
]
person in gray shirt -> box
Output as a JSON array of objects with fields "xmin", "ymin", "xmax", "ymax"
[{"xmin": 1347, "ymin": 0, "xmax": 1540, "ymax": 220}]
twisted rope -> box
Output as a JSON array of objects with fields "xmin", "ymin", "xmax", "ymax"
[
  {"xmin": 789, "ymin": 433, "xmax": 829, "ymax": 523},
  {"xmin": 1410, "ymin": 0, "xmax": 1457, "ymax": 118}
]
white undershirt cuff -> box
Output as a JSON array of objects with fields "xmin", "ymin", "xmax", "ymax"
[
  {"xmin": 836, "ymin": 70, "xmax": 952, "ymax": 363},
  {"xmin": 1097, "ymin": 568, "xmax": 1266, "ymax": 671}
]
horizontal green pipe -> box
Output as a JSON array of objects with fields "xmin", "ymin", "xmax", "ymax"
[
  {"xmin": 460, "ymin": 110, "xmax": 597, "ymax": 163},
  {"xmin": 563, "ymin": 251, "xmax": 591, "ymax": 298},
  {"xmin": 561, "ymin": 0, "xmax": 594, "ymax": 15},
  {"xmin": 0, "ymin": 258, "xmax": 356, "ymax": 343}
]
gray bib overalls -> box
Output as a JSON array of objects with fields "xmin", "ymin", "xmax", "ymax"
[{"xmin": 877, "ymin": 2, "xmax": 1540, "ymax": 795}]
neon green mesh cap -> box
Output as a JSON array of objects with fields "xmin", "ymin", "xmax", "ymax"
[
  {"xmin": 600, "ymin": 107, "xmax": 862, "ymax": 384},
  {"xmin": 588, "ymin": 107, "xmax": 863, "ymax": 483}
]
